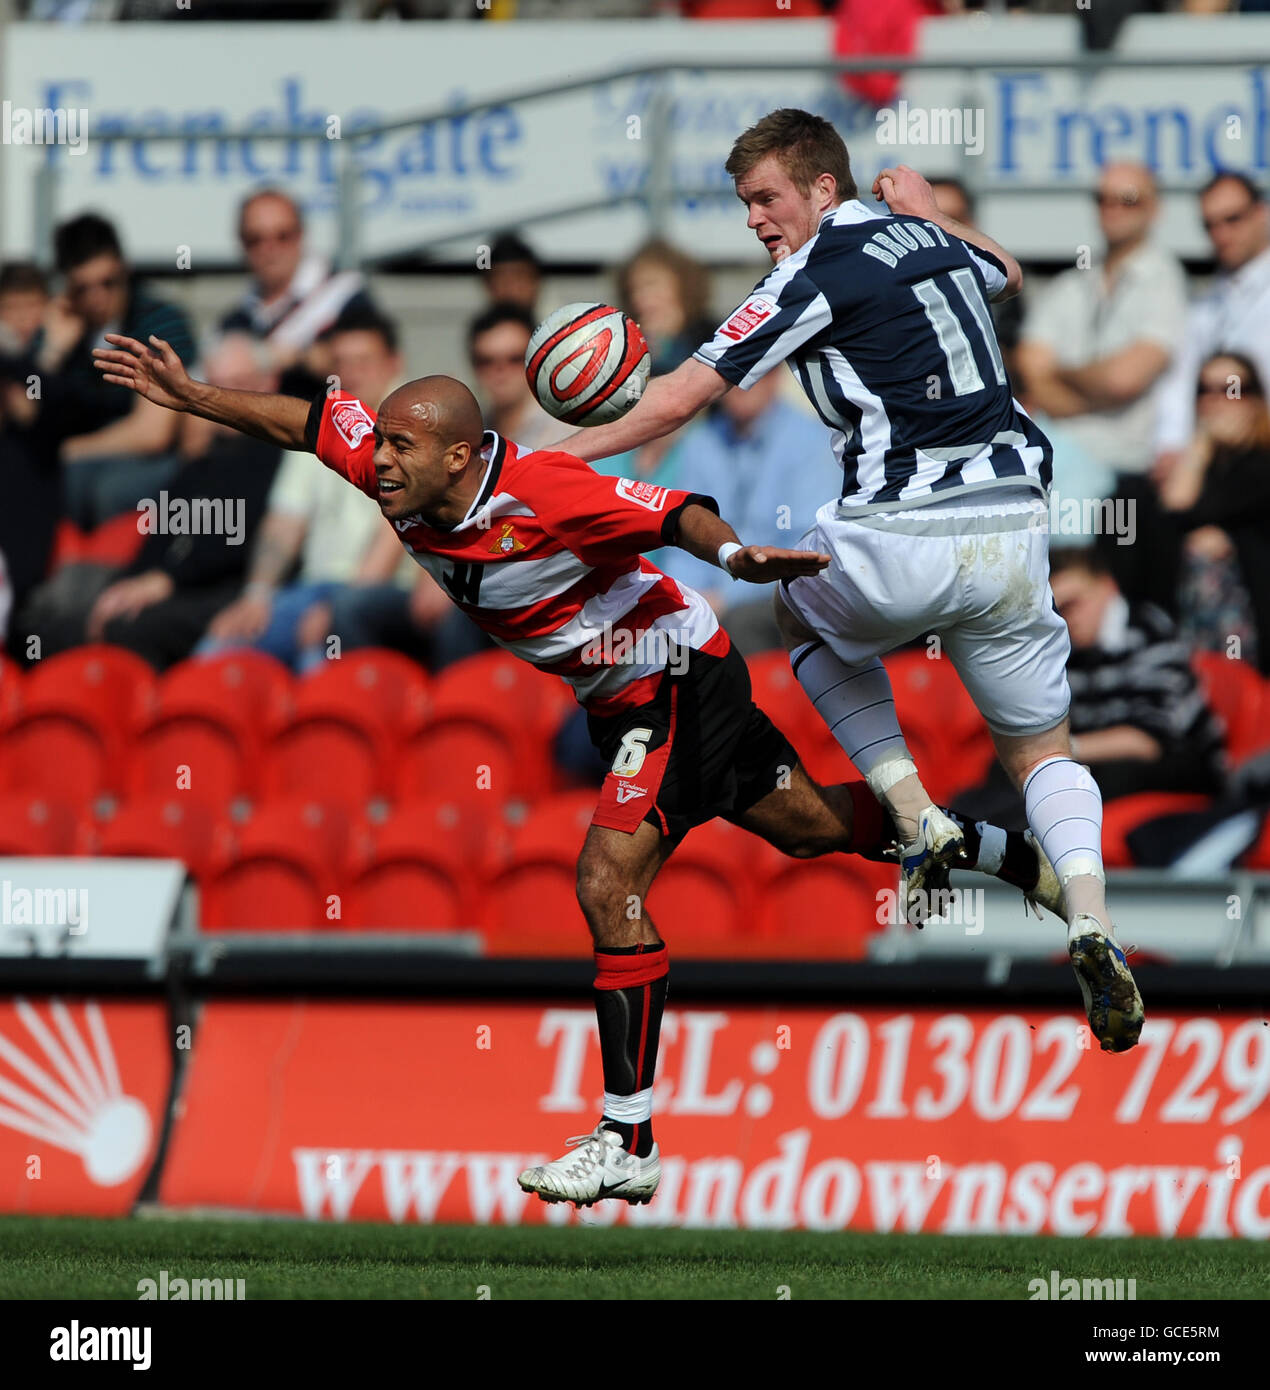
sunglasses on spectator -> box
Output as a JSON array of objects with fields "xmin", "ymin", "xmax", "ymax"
[
  {"xmin": 1202, "ymin": 203, "xmax": 1257, "ymax": 234},
  {"xmin": 241, "ymin": 227, "xmax": 301, "ymax": 249},
  {"xmin": 1093, "ymin": 191, "xmax": 1142, "ymax": 208},
  {"xmin": 471, "ymin": 352, "xmax": 525, "ymax": 369}
]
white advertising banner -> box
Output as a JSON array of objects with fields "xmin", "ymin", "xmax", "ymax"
[
  {"xmin": 0, "ymin": 859, "xmax": 184, "ymax": 961},
  {"xmin": 3, "ymin": 15, "xmax": 1268, "ymax": 265}
]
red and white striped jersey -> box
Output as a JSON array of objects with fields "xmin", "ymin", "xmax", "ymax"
[{"xmin": 309, "ymin": 391, "xmax": 728, "ymax": 713}]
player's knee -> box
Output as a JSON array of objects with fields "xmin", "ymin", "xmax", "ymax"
[{"xmin": 575, "ymin": 851, "xmax": 623, "ymax": 930}]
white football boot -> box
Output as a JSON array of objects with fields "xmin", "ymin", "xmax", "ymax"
[
  {"xmin": 896, "ymin": 805, "xmax": 969, "ymax": 925},
  {"xmin": 1067, "ymin": 913, "xmax": 1144, "ymax": 1053},
  {"xmin": 518, "ymin": 1124, "xmax": 661, "ymax": 1208}
]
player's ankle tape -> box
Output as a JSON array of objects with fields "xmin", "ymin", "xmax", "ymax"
[{"xmin": 594, "ymin": 946, "xmax": 669, "ymax": 990}]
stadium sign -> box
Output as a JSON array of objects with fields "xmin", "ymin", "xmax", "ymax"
[
  {"xmin": 4, "ymin": 17, "xmax": 1270, "ymax": 265},
  {"xmin": 158, "ymin": 1000, "xmax": 1270, "ymax": 1238}
]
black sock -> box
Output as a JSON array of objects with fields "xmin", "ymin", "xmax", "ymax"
[
  {"xmin": 948, "ymin": 810, "xmax": 1041, "ymax": 893},
  {"xmin": 593, "ymin": 943, "xmax": 668, "ymax": 1160}
]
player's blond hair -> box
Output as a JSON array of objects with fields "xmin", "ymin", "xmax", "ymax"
[{"xmin": 725, "ymin": 109, "xmax": 856, "ymax": 202}]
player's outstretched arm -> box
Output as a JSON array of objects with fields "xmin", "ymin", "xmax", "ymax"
[
  {"xmin": 674, "ymin": 502, "xmax": 830, "ymax": 584},
  {"xmin": 93, "ymin": 333, "xmax": 310, "ymax": 451},
  {"xmin": 874, "ymin": 164, "xmax": 1024, "ymax": 300},
  {"xmin": 550, "ymin": 358, "xmax": 731, "ymax": 463}
]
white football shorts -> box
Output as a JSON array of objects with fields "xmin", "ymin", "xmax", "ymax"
[{"xmin": 779, "ymin": 487, "xmax": 1072, "ymax": 737}]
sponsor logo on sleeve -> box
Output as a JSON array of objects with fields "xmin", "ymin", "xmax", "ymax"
[
  {"xmin": 717, "ymin": 293, "xmax": 778, "ymax": 343},
  {"xmin": 616, "ymin": 478, "xmax": 669, "ymax": 511},
  {"xmin": 331, "ymin": 399, "xmax": 376, "ymax": 449}
]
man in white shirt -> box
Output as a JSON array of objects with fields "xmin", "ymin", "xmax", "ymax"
[
  {"xmin": 1018, "ymin": 163, "xmax": 1187, "ymax": 483},
  {"xmin": 1153, "ymin": 172, "xmax": 1270, "ymax": 468}
]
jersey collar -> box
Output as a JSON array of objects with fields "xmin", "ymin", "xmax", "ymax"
[{"xmin": 458, "ymin": 429, "xmax": 508, "ymax": 527}]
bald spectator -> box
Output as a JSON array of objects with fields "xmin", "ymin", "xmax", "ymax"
[
  {"xmin": 220, "ymin": 188, "xmax": 378, "ymax": 400},
  {"xmin": 1018, "ymin": 163, "xmax": 1187, "ymax": 607},
  {"xmin": 1154, "ymin": 173, "xmax": 1270, "ymax": 471}
]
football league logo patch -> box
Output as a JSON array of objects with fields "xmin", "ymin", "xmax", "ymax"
[
  {"xmin": 717, "ymin": 294, "xmax": 777, "ymax": 343},
  {"xmin": 331, "ymin": 399, "xmax": 375, "ymax": 448},
  {"xmin": 488, "ymin": 522, "xmax": 526, "ymax": 555}
]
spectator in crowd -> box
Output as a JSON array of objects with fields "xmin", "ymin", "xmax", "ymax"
[
  {"xmin": 220, "ymin": 188, "xmax": 377, "ymax": 399},
  {"xmin": 2, "ymin": 214, "xmax": 195, "ymax": 530},
  {"xmin": 647, "ymin": 370, "xmax": 837, "ymax": 652},
  {"xmin": 196, "ymin": 309, "xmax": 401, "ymax": 672},
  {"xmin": 0, "ymin": 262, "xmax": 50, "ymax": 362},
  {"xmin": 1158, "ymin": 351, "xmax": 1270, "ymax": 675},
  {"xmin": 483, "ymin": 232, "xmax": 542, "ymax": 313},
  {"xmin": 468, "ymin": 302, "xmax": 561, "ymax": 452},
  {"xmin": 617, "ymin": 239, "xmax": 716, "ymax": 376},
  {"xmin": 1154, "ymin": 173, "xmax": 1270, "ymax": 475},
  {"xmin": 1017, "ymin": 162, "xmax": 1187, "ymax": 610},
  {"xmin": 929, "ymin": 177, "xmax": 1023, "ymax": 381},
  {"xmin": 0, "ymin": 263, "xmax": 56, "ymax": 623},
  {"xmin": 955, "ymin": 546, "xmax": 1225, "ymax": 825},
  {"xmin": 15, "ymin": 333, "xmax": 282, "ymax": 666}
]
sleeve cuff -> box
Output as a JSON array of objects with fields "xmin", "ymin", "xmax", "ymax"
[
  {"xmin": 304, "ymin": 393, "xmax": 325, "ymax": 453},
  {"xmin": 660, "ymin": 492, "xmax": 719, "ymax": 543}
]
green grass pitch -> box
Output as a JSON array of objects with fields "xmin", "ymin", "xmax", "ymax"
[{"xmin": 0, "ymin": 1216, "xmax": 1267, "ymax": 1300}]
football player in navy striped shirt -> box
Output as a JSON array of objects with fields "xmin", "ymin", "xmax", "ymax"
[{"xmin": 557, "ymin": 109, "xmax": 1143, "ymax": 1055}]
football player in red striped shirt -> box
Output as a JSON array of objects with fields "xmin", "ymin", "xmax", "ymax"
[{"xmin": 95, "ymin": 332, "xmax": 1060, "ymax": 1210}]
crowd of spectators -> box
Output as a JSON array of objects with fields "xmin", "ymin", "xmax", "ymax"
[{"xmin": 5, "ymin": 144, "xmax": 1270, "ymax": 858}]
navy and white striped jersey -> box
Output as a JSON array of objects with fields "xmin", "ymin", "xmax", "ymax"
[{"xmin": 694, "ymin": 199, "xmax": 1052, "ymax": 516}]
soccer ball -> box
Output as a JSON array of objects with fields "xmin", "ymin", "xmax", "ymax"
[{"xmin": 525, "ymin": 302, "xmax": 651, "ymax": 426}]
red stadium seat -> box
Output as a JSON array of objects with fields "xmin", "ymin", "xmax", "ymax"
[
  {"xmin": 644, "ymin": 818, "xmax": 758, "ymax": 955},
  {"xmin": 0, "ymin": 656, "xmax": 24, "ymax": 727},
  {"xmin": 260, "ymin": 719, "xmax": 382, "ymax": 807},
  {"xmin": 123, "ymin": 718, "xmax": 249, "ymax": 808},
  {"xmin": 0, "ymin": 794, "xmax": 79, "ymax": 856},
  {"xmin": 481, "ymin": 792, "xmax": 599, "ymax": 955},
  {"xmin": 201, "ymin": 861, "xmax": 332, "ymax": 931},
  {"xmin": 86, "ymin": 796, "xmax": 227, "ymax": 879},
  {"xmin": 395, "ymin": 722, "xmax": 524, "ymax": 805},
  {"xmin": 200, "ymin": 799, "xmax": 347, "ymax": 930},
  {"xmin": 155, "ymin": 651, "xmax": 294, "ymax": 751},
  {"xmin": 1192, "ymin": 652, "xmax": 1268, "ymax": 762},
  {"xmin": 19, "ymin": 645, "xmax": 157, "ymax": 745},
  {"xmin": 1, "ymin": 717, "xmax": 114, "ymax": 804},
  {"xmin": 1240, "ymin": 813, "xmax": 1270, "ymax": 869},
  {"xmin": 343, "ymin": 796, "xmax": 492, "ymax": 929},
  {"xmin": 422, "ymin": 650, "xmax": 574, "ymax": 797},
  {"xmin": 1100, "ymin": 792, "xmax": 1214, "ymax": 868},
  {"xmin": 758, "ymin": 856, "xmax": 897, "ymax": 959},
  {"xmin": 294, "ymin": 648, "xmax": 429, "ymax": 742},
  {"xmin": 77, "ymin": 512, "xmax": 148, "ymax": 568}
]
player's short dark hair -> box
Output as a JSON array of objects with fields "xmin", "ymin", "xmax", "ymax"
[
  {"xmin": 54, "ymin": 213, "xmax": 124, "ymax": 273},
  {"xmin": 1049, "ymin": 545, "xmax": 1112, "ymax": 579},
  {"xmin": 489, "ymin": 232, "xmax": 541, "ymax": 271},
  {"xmin": 725, "ymin": 108, "xmax": 857, "ymax": 202},
  {"xmin": 468, "ymin": 302, "xmax": 537, "ymax": 356},
  {"xmin": 237, "ymin": 187, "xmax": 304, "ymax": 237},
  {"xmin": 0, "ymin": 261, "xmax": 49, "ymax": 297},
  {"xmin": 929, "ymin": 176, "xmax": 977, "ymax": 222},
  {"xmin": 321, "ymin": 306, "xmax": 399, "ymax": 355},
  {"xmin": 1200, "ymin": 170, "xmax": 1264, "ymax": 205}
]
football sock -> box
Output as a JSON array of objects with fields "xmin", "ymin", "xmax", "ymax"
[
  {"xmin": 790, "ymin": 642, "xmax": 928, "ymax": 841},
  {"xmin": 948, "ymin": 811, "xmax": 1043, "ymax": 894},
  {"xmin": 593, "ymin": 943, "xmax": 668, "ymax": 1159},
  {"xmin": 1023, "ymin": 756, "xmax": 1109, "ymax": 928}
]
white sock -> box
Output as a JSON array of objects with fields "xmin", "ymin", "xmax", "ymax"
[
  {"xmin": 1023, "ymin": 756, "xmax": 1108, "ymax": 928},
  {"xmin": 791, "ymin": 642, "xmax": 926, "ymax": 841}
]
